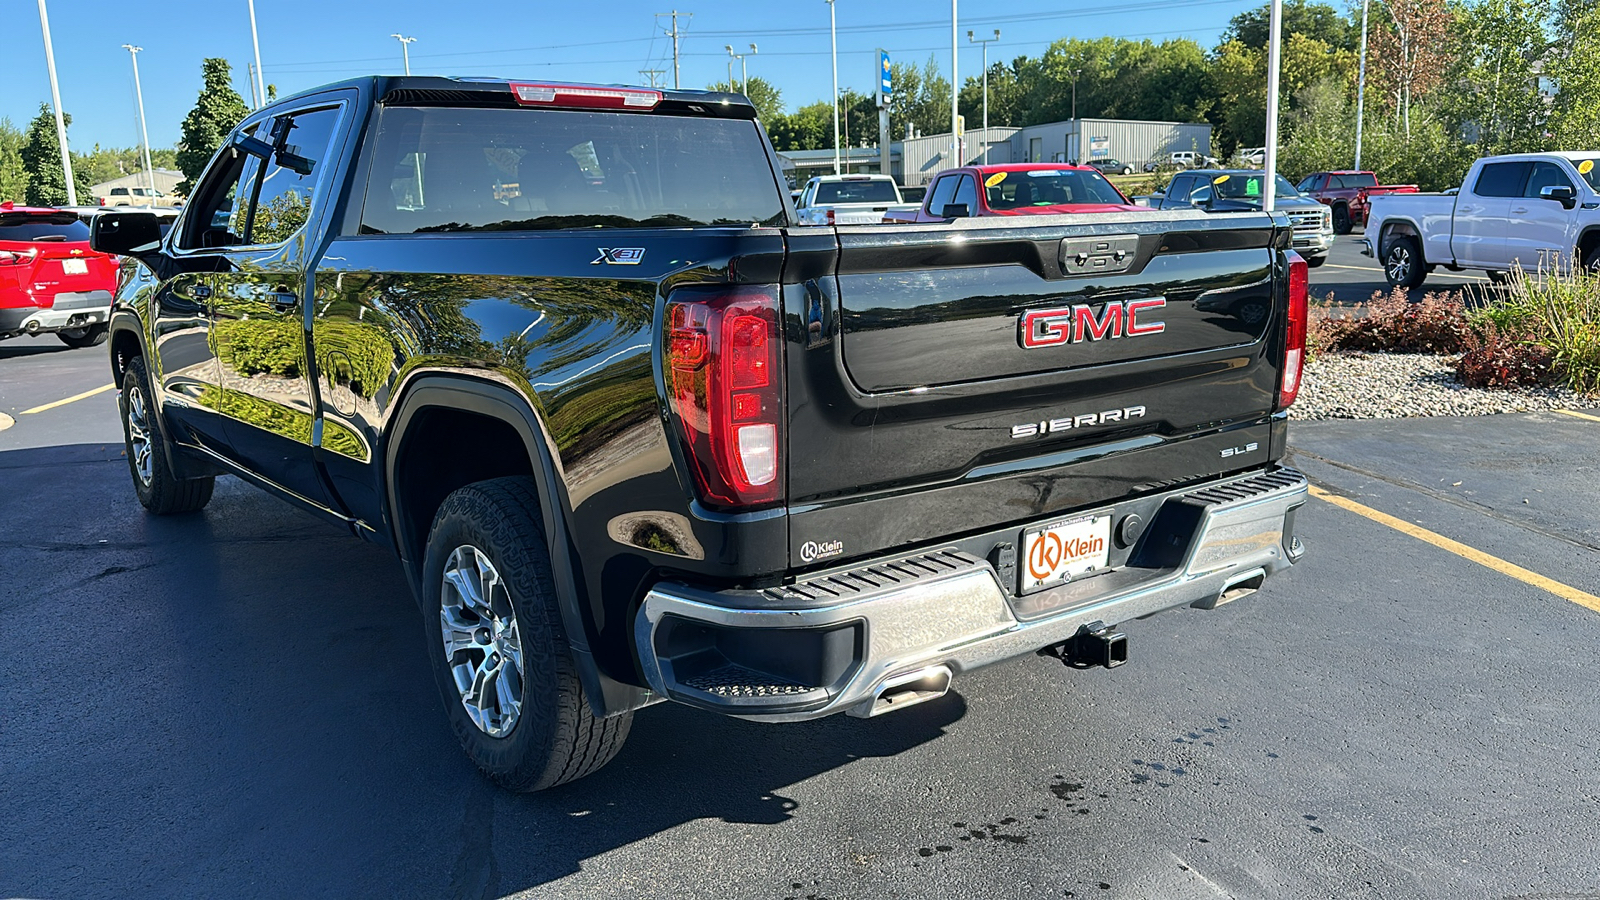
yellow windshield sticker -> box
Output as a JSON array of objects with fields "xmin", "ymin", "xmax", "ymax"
[
  {"xmin": 1581, "ymin": 160, "xmax": 1595, "ymax": 175},
  {"xmin": 985, "ymin": 172, "xmax": 1008, "ymax": 187},
  {"xmin": 1213, "ymin": 174, "xmax": 1230, "ymax": 184}
]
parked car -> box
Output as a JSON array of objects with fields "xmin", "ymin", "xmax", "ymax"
[
  {"xmin": 1296, "ymin": 171, "xmax": 1418, "ymax": 234},
  {"xmin": 0, "ymin": 202, "xmax": 119, "ymax": 347},
  {"xmin": 1363, "ymin": 152, "xmax": 1600, "ymax": 287},
  {"xmin": 1235, "ymin": 147, "xmax": 1267, "ymax": 167},
  {"xmin": 1145, "ymin": 151, "xmax": 1219, "ymax": 173},
  {"xmin": 94, "ymin": 75, "xmax": 1309, "ymax": 792},
  {"xmin": 99, "ymin": 186, "xmax": 169, "ymax": 207},
  {"xmin": 1149, "ymin": 170, "xmax": 1332, "ymax": 267},
  {"xmin": 794, "ymin": 174, "xmax": 919, "ymax": 225},
  {"xmin": 883, "ymin": 164, "xmax": 1144, "ymax": 223},
  {"xmin": 1087, "ymin": 158, "xmax": 1135, "ymax": 176}
]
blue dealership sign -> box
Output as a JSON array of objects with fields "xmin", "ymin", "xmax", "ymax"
[{"xmin": 880, "ymin": 50, "xmax": 892, "ymax": 97}]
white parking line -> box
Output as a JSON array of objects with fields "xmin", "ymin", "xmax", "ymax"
[
  {"xmin": 1320, "ymin": 263, "xmax": 1488, "ymax": 281},
  {"xmin": 0, "ymin": 412, "xmax": 13, "ymax": 432}
]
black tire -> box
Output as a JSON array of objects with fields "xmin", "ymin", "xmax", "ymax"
[
  {"xmin": 119, "ymin": 356, "xmax": 215, "ymax": 514},
  {"xmin": 1583, "ymin": 246, "xmax": 1600, "ymax": 273},
  {"xmin": 1382, "ymin": 235, "xmax": 1427, "ymax": 289},
  {"xmin": 1305, "ymin": 253, "xmax": 1328, "ymax": 269},
  {"xmin": 1487, "ymin": 270, "xmax": 1510, "ymax": 285},
  {"xmin": 57, "ymin": 324, "xmax": 108, "ymax": 348},
  {"xmin": 421, "ymin": 476, "xmax": 631, "ymax": 792},
  {"xmin": 1332, "ymin": 204, "xmax": 1352, "ymax": 235}
]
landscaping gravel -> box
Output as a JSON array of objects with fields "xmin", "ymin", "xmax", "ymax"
[{"xmin": 1294, "ymin": 352, "xmax": 1599, "ymax": 420}]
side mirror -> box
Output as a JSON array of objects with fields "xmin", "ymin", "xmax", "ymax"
[
  {"xmin": 232, "ymin": 130, "xmax": 274, "ymax": 159},
  {"xmin": 941, "ymin": 203, "xmax": 970, "ymax": 218},
  {"xmin": 90, "ymin": 211, "xmax": 164, "ymax": 258},
  {"xmin": 1541, "ymin": 185, "xmax": 1577, "ymax": 209}
]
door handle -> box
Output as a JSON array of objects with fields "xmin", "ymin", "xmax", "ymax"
[
  {"xmin": 192, "ymin": 284, "xmax": 213, "ymax": 300},
  {"xmin": 1511, "ymin": 207, "xmax": 1529, "ymax": 214},
  {"xmin": 270, "ymin": 291, "xmax": 299, "ymax": 312}
]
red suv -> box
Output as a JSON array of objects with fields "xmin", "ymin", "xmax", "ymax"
[
  {"xmin": 885, "ymin": 164, "xmax": 1144, "ymax": 223},
  {"xmin": 0, "ymin": 203, "xmax": 119, "ymax": 348}
]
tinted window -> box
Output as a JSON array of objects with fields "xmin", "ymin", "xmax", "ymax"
[
  {"xmin": 984, "ymin": 169, "xmax": 1125, "ymax": 209},
  {"xmin": 1348, "ymin": 172, "xmax": 1378, "ymax": 188},
  {"xmin": 814, "ymin": 180, "xmax": 900, "ymax": 204},
  {"xmin": 360, "ymin": 107, "xmax": 786, "ymax": 234},
  {"xmin": 1574, "ymin": 159, "xmax": 1600, "ymax": 192},
  {"xmin": 1208, "ymin": 172, "xmax": 1301, "ymax": 202},
  {"xmin": 951, "ymin": 175, "xmax": 978, "ymax": 213},
  {"xmin": 179, "ymin": 124, "xmax": 263, "ymax": 250},
  {"xmin": 1525, "ymin": 162, "xmax": 1574, "ymax": 198},
  {"xmin": 1165, "ymin": 175, "xmax": 1193, "ymax": 203},
  {"xmin": 251, "ymin": 106, "xmax": 342, "ymax": 245},
  {"xmin": 1474, "ymin": 162, "xmax": 1532, "ymax": 198},
  {"xmin": 0, "ymin": 216, "xmax": 90, "ymax": 242},
  {"xmin": 1296, "ymin": 176, "xmax": 1318, "ymax": 192},
  {"xmin": 925, "ymin": 176, "xmax": 957, "ymax": 215}
]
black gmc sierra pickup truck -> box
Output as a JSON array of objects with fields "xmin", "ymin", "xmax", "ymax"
[{"xmin": 93, "ymin": 77, "xmax": 1309, "ymax": 791}]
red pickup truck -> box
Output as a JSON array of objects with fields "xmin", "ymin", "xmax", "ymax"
[{"xmin": 1295, "ymin": 171, "xmax": 1418, "ymax": 234}]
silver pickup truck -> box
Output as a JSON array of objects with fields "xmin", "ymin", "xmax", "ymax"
[
  {"xmin": 1363, "ymin": 152, "xmax": 1600, "ymax": 287},
  {"xmin": 794, "ymin": 174, "xmax": 920, "ymax": 225}
]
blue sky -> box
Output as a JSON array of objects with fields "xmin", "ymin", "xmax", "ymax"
[{"xmin": 3, "ymin": 0, "xmax": 1262, "ymax": 153}]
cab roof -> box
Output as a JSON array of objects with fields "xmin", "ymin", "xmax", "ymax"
[{"xmin": 263, "ymin": 76, "xmax": 759, "ymax": 120}]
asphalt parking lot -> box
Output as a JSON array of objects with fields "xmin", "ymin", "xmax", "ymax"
[
  {"xmin": 1313, "ymin": 233, "xmax": 1491, "ymax": 305},
  {"xmin": 4, "ymin": 300, "xmax": 1599, "ymax": 898}
]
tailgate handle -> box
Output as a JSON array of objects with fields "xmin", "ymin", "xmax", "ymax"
[{"xmin": 1060, "ymin": 235, "xmax": 1139, "ymax": 276}]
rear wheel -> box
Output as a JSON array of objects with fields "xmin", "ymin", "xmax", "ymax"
[
  {"xmin": 120, "ymin": 356, "xmax": 214, "ymax": 514},
  {"xmin": 1583, "ymin": 246, "xmax": 1600, "ymax": 273},
  {"xmin": 1332, "ymin": 205, "xmax": 1352, "ymax": 235},
  {"xmin": 1383, "ymin": 236, "xmax": 1427, "ymax": 289},
  {"xmin": 422, "ymin": 476, "xmax": 631, "ymax": 792},
  {"xmin": 1487, "ymin": 270, "xmax": 1510, "ymax": 285},
  {"xmin": 57, "ymin": 324, "xmax": 108, "ymax": 348}
]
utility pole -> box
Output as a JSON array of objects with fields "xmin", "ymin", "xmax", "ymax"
[
  {"xmin": 1354, "ymin": 0, "xmax": 1370, "ymax": 170},
  {"xmin": 248, "ymin": 0, "xmax": 266, "ymax": 110},
  {"xmin": 657, "ymin": 11, "xmax": 688, "ymax": 89},
  {"xmin": 968, "ymin": 28, "xmax": 998, "ymax": 162},
  {"xmin": 391, "ymin": 34, "xmax": 416, "ymax": 76},
  {"xmin": 36, "ymin": 0, "xmax": 77, "ymax": 206},
  {"xmin": 950, "ymin": 0, "xmax": 959, "ymax": 167},
  {"xmin": 1263, "ymin": 0, "xmax": 1284, "ymax": 213},
  {"xmin": 247, "ymin": 62, "xmax": 261, "ymax": 107},
  {"xmin": 743, "ymin": 43, "xmax": 756, "ymax": 94},
  {"xmin": 1072, "ymin": 70, "xmax": 1080, "ymax": 121},
  {"xmin": 826, "ymin": 0, "xmax": 840, "ymax": 175},
  {"xmin": 639, "ymin": 69, "xmax": 666, "ymax": 88},
  {"xmin": 123, "ymin": 44, "xmax": 157, "ymax": 200}
]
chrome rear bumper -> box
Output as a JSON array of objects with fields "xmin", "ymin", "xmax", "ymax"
[{"xmin": 634, "ymin": 467, "xmax": 1308, "ymax": 722}]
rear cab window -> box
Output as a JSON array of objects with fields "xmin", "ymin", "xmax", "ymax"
[
  {"xmin": 0, "ymin": 215, "xmax": 91, "ymax": 243},
  {"xmin": 813, "ymin": 180, "xmax": 899, "ymax": 204},
  {"xmin": 359, "ymin": 106, "xmax": 787, "ymax": 234},
  {"xmin": 1474, "ymin": 162, "xmax": 1533, "ymax": 198}
]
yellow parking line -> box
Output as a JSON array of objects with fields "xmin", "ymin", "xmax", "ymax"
[
  {"xmin": 20, "ymin": 383, "xmax": 116, "ymax": 415},
  {"xmin": 1308, "ymin": 485, "xmax": 1600, "ymax": 614},
  {"xmin": 1556, "ymin": 409, "xmax": 1600, "ymax": 424}
]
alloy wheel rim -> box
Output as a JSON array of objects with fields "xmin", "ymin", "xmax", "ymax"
[
  {"xmin": 440, "ymin": 544, "xmax": 525, "ymax": 738},
  {"xmin": 125, "ymin": 385, "xmax": 153, "ymax": 486},
  {"xmin": 1387, "ymin": 247, "xmax": 1411, "ymax": 283}
]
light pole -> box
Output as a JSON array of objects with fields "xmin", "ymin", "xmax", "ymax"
[
  {"xmin": 35, "ymin": 0, "xmax": 77, "ymax": 206},
  {"xmin": 1072, "ymin": 69, "xmax": 1081, "ymax": 121},
  {"xmin": 123, "ymin": 44, "xmax": 157, "ymax": 200},
  {"xmin": 950, "ymin": 0, "xmax": 959, "ymax": 167},
  {"xmin": 725, "ymin": 45, "xmax": 736, "ymax": 90},
  {"xmin": 1263, "ymin": 0, "xmax": 1284, "ymax": 212},
  {"xmin": 1354, "ymin": 0, "xmax": 1370, "ymax": 170},
  {"xmin": 391, "ymin": 33, "xmax": 416, "ymax": 75},
  {"xmin": 247, "ymin": 0, "xmax": 266, "ymax": 110},
  {"xmin": 743, "ymin": 43, "xmax": 756, "ymax": 93},
  {"xmin": 968, "ymin": 29, "xmax": 999, "ymax": 136},
  {"xmin": 826, "ymin": 0, "xmax": 840, "ymax": 175}
]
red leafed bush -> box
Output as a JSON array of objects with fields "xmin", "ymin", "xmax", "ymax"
[
  {"xmin": 1313, "ymin": 287, "xmax": 1470, "ymax": 354},
  {"xmin": 1455, "ymin": 327, "xmax": 1556, "ymax": 388}
]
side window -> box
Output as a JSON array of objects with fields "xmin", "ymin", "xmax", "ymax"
[
  {"xmin": 951, "ymin": 175, "xmax": 978, "ymax": 213},
  {"xmin": 926, "ymin": 176, "xmax": 957, "ymax": 215},
  {"xmin": 1474, "ymin": 162, "xmax": 1532, "ymax": 198},
  {"xmin": 177, "ymin": 124, "xmax": 264, "ymax": 251},
  {"xmin": 1296, "ymin": 176, "xmax": 1318, "ymax": 193},
  {"xmin": 1330, "ymin": 174, "xmax": 1351, "ymax": 190},
  {"xmin": 250, "ymin": 106, "xmax": 343, "ymax": 245},
  {"xmin": 1525, "ymin": 162, "xmax": 1574, "ymax": 198},
  {"xmin": 1166, "ymin": 175, "xmax": 1193, "ymax": 203}
]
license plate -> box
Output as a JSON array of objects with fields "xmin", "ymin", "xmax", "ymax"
[
  {"xmin": 1020, "ymin": 513, "xmax": 1112, "ymax": 593},
  {"xmin": 61, "ymin": 259, "xmax": 88, "ymax": 275}
]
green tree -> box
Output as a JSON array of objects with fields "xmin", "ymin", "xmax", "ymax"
[
  {"xmin": 1279, "ymin": 77, "xmax": 1356, "ymax": 177},
  {"xmin": 176, "ymin": 58, "xmax": 250, "ymax": 194},
  {"xmin": 1439, "ymin": 0, "xmax": 1551, "ymax": 155},
  {"xmin": 20, "ymin": 104, "xmax": 89, "ymax": 206},
  {"xmin": 767, "ymin": 100, "xmax": 832, "ymax": 151},
  {"xmin": 1223, "ymin": 0, "xmax": 1358, "ymax": 50},
  {"xmin": 0, "ymin": 118, "xmax": 25, "ymax": 203},
  {"xmin": 1548, "ymin": 7, "xmax": 1600, "ymax": 147},
  {"xmin": 707, "ymin": 76, "xmax": 784, "ymax": 123}
]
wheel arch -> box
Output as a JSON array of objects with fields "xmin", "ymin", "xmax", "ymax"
[
  {"xmin": 383, "ymin": 373, "xmax": 652, "ymax": 718},
  {"xmin": 1577, "ymin": 225, "xmax": 1600, "ymax": 267}
]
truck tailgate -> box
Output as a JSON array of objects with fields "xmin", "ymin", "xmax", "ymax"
[{"xmin": 782, "ymin": 211, "xmax": 1288, "ymax": 567}]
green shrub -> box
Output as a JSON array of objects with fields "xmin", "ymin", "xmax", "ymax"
[{"xmin": 1503, "ymin": 266, "xmax": 1600, "ymax": 394}]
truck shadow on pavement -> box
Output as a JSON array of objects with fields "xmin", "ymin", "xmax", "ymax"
[{"xmin": 0, "ymin": 443, "xmax": 966, "ymax": 900}]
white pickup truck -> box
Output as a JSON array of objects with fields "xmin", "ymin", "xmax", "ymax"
[
  {"xmin": 794, "ymin": 174, "xmax": 920, "ymax": 225},
  {"xmin": 1363, "ymin": 151, "xmax": 1600, "ymax": 287}
]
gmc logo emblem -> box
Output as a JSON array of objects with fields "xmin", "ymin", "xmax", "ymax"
[{"xmin": 1019, "ymin": 298, "xmax": 1167, "ymax": 349}]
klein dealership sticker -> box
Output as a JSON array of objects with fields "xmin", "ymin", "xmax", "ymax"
[
  {"xmin": 592, "ymin": 247, "xmax": 645, "ymax": 265},
  {"xmin": 800, "ymin": 539, "xmax": 843, "ymax": 563},
  {"xmin": 1581, "ymin": 160, "xmax": 1596, "ymax": 175},
  {"xmin": 985, "ymin": 172, "xmax": 1009, "ymax": 187}
]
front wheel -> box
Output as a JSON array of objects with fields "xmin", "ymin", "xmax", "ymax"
[
  {"xmin": 57, "ymin": 324, "xmax": 108, "ymax": 348},
  {"xmin": 1332, "ymin": 205, "xmax": 1352, "ymax": 235},
  {"xmin": 1383, "ymin": 236, "xmax": 1427, "ymax": 289},
  {"xmin": 120, "ymin": 356, "xmax": 214, "ymax": 514},
  {"xmin": 422, "ymin": 477, "xmax": 631, "ymax": 792}
]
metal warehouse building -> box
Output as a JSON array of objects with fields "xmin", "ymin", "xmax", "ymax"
[{"xmin": 779, "ymin": 118, "xmax": 1213, "ymax": 187}]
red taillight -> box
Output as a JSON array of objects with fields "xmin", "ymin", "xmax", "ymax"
[
  {"xmin": 665, "ymin": 287, "xmax": 784, "ymax": 510},
  {"xmin": 0, "ymin": 249, "xmax": 37, "ymax": 267},
  {"xmin": 1279, "ymin": 251, "xmax": 1309, "ymax": 410},
  {"xmin": 509, "ymin": 82, "xmax": 662, "ymax": 110}
]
